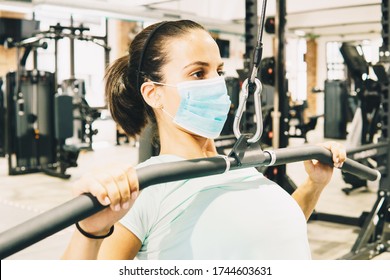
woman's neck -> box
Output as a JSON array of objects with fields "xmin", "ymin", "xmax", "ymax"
[{"xmin": 158, "ymin": 126, "xmax": 218, "ymax": 159}]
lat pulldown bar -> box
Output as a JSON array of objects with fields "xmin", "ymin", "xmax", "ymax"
[{"xmin": 0, "ymin": 135, "xmax": 380, "ymax": 259}]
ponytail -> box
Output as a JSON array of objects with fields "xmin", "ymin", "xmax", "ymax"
[{"xmin": 105, "ymin": 56, "xmax": 148, "ymax": 137}]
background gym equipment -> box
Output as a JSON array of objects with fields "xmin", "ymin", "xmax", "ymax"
[
  {"xmin": 257, "ymin": 56, "xmax": 320, "ymax": 144},
  {"xmin": 0, "ymin": 17, "xmax": 40, "ymax": 45},
  {"xmin": 339, "ymin": 1, "xmax": 390, "ymax": 258},
  {"xmin": 246, "ymin": 0, "xmax": 390, "ymax": 260},
  {"xmin": 3, "ymin": 18, "xmax": 110, "ymax": 178},
  {"xmin": 52, "ymin": 18, "xmax": 109, "ymax": 150},
  {"xmin": 0, "ymin": 77, "xmax": 4, "ymax": 157},
  {"xmin": 324, "ymin": 79, "xmax": 348, "ymax": 139},
  {"xmin": 335, "ymin": 43, "xmax": 383, "ymax": 194},
  {"xmin": 37, "ymin": 19, "xmax": 110, "ymax": 150},
  {"xmin": 4, "ymin": 37, "xmax": 78, "ymax": 179},
  {"xmin": 310, "ymin": 0, "xmax": 390, "ymax": 260}
]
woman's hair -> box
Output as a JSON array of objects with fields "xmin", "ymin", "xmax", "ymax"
[{"xmin": 105, "ymin": 20, "xmax": 205, "ymax": 139}]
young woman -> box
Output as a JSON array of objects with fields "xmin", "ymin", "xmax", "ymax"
[{"xmin": 62, "ymin": 20, "xmax": 346, "ymax": 260}]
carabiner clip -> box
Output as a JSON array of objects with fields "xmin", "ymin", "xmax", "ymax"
[{"xmin": 233, "ymin": 78, "xmax": 263, "ymax": 144}]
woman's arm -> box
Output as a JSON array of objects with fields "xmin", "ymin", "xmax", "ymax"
[
  {"xmin": 61, "ymin": 164, "xmax": 140, "ymax": 259},
  {"xmin": 292, "ymin": 177, "xmax": 326, "ymax": 220},
  {"xmin": 62, "ymin": 229, "xmax": 106, "ymax": 260},
  {"xmin": 98, "ymin": 223, "xmax": 142, "ymax": 259},
  {"xmin": 62, "ymin": 223, "xmax": 142, "ymax": 260},
  {"xmin": 292, "ymin": 142, "xmax": 346, "ymax": 220}
]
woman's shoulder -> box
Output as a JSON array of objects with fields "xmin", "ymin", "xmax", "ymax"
[{"xmin": 136, "ymin": 154, "xmax": 185, "ymax": 169}]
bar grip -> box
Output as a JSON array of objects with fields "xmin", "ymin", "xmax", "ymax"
[{"xmin": 267, "ymin": 145, "xmax": 380, "ymax": 181}]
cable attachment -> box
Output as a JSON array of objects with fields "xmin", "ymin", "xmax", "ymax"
[{"xmin": 233, "ymin": 78, "xmax": 263, "ymax": 143}]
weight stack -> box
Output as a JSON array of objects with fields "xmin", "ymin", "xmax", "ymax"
[
  {"xmin": 6, "ymin": 71, "xmax": 56, "ymax": 174},
  {"xmin": 324, "ymin": 80, "xmax": 348, "ymax": 139}
]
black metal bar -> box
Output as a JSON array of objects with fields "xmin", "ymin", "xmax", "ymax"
[
  {"xmin": 350, "ymin": 196, "xmax": 386, "ymax": 253},
  {"xmin": 310, "ymin": 212, "xmax": 361, "ymax": 227},
  {"xmin": 273, "ymin": 0, "xmax": 288, "ymax": 151},
  {"xmin": 0, "ymin": 145, "xmax": 379, "ymax": 259},
  {"xmin": 339, "ymin": 242, "xmax": 385, "ymax": 260},
  {"xmin": 104, "ymin": 18, "xmax": 110, "ymax": 69},
  {"xmin": 346, "ymin": 142, "xmax": 389, "ymax": 155},
  {"xmin": 0, "ymin": 193, "xmax": 104, "ymax": 260},
  {"xmin": 137, "ymin": 156, "xmax": 235, "ymax": 187},
  {"xmin": 69, "ymin": 15, "xmax": 75, "ymax": 79},
  {"xmin": 268, "ymin": 145, "xmax": 379, "ymax": 181}
]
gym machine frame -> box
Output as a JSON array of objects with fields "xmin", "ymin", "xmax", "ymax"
[
  {"xmin": 4, "ymin": 18, "xmax": 110, "ymax": 178},
  {"xmin": 315, "ymin": 0, "xmax": 390, "ymax": 260},
  {"xmin": 5, "ymin": 37, "xmax": 57, "ymax": 176},
  {"xmin": 338, "ymin": 0, "xmax": 390, "ymax": 259},
  {"xmin": 38, "ymin": 19, "xmax": 110, "ymax": 151},
  {"xmin": 261, "ymin": 0, "xmax": 390, "ymax": 259}
]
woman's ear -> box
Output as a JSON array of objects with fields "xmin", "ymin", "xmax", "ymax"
[{"xmin": 140, "ymin": 81, "xmax": 162, "ymax": 108}]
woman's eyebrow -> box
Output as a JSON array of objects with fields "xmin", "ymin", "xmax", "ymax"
[
  {"xmin": 183, "ymin": 61, "xmax": 224, "ymax": 70},
  {"xmin": 183, "ymin": 61, "xmax": 209, "ymax": 70}
]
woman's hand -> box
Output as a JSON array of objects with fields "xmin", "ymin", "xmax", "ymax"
[
  {"xmin": 293, "ymin": 141, "xmax": 347, "ymax": 220},
  {"xmin": 72, "ymin": 164, "xmax": 139, "ymax": 236},
  {"xmin": 303, "ymin": 141, "xmax": 347, "ymax": 190}
]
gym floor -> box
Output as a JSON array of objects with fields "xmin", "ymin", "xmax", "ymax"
[{"xmin": 0, "ymin": 118, "xmax": 389, "ymax": 260}]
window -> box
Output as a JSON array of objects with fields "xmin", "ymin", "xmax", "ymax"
[
  {"xmin": 286, "ymin": 37, "xmax": 307, "ymax": 101},
  {"xmin": 30, "ymin": 11, "xmax": 107, "ymax": 107},
  {"xmin": 326, "ymin": 41, "xmax": 345, "ymax": 81}
]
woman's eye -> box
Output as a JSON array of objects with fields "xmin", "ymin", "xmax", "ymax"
[
  {"xmin": 191, "ymin": 71, "xmax": 205, "ymax": 79},
  {"xmin": 218, "ymin": 71, "xmax": 226, "ymax": 76}
]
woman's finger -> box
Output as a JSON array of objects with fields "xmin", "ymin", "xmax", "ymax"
[
  {"xmin": 125, "ymin": 165, "xmax": 139, "ymax": 200},
  {"xmin": 319, "ymin": 141, "xmax": 346, "ymax": 168},
  {"xmin": 109, "ymin": 166, "xmax": 132, "ymax": 210},
  {"xmin": 96, "ymin": 172, "xmax": 122, "ymax": 212},
  {"xmin": 73, "ymin": 175, "xmax": 111, "ymax": 207}
]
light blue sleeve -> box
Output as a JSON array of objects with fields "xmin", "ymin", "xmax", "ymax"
[
  {"xmin": 119, "ymin": 156, "xmax": 169, "ymax": 240},
  {"xmin": 119, "ymin": 185, "xmax": 162, "ymax": 242}
]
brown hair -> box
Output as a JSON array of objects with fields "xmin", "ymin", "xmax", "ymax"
[{"xmin": 105, "ymin": 20, "xmax": 205, "ymax": 139}]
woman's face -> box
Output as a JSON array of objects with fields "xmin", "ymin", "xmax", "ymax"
[
  {"xmin": 163, "ymin": 29, "xmax": 224, "ymax": 83},
  {"xmin": 157, "ymin": 29, "xmax": 225, "ymax": 118}
]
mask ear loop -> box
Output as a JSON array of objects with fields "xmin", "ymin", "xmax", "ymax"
[{"xmin": 136, "ymin": 21, "xmax": 169, "ymax": 119}]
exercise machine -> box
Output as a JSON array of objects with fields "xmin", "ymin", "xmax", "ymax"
[
  {"xmin": 335, "ymin": 43, "xmax": 383, "ymax": 194},
  {"xmin": 337, "ymin": 0, "xmax": 390, "ymax": 258},
  {"xmin": 0, "ymin": 77, "xmax": 4, "ymax": 157},
  {"xmin": 4, "ymin": 37, "xmax": 78, "ymax": 178},
  {"xmin": 3, "ymin": 18, "xmax": 110, "ymax": 178},
  {"xmin": 311, "ymin": 0, "xmax": 390, "ymax": 260},
  {"xmin": 253, "ymin": 0, "xmax": 390, "ymax": 259},
  {"xmin": 38, "ymin": 20, "xmax": 110, "ymax": 150}
]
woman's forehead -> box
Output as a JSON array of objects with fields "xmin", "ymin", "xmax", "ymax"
[{"xmin": 164, "ymin": 29, "xmax": 222, "ymax": 68}]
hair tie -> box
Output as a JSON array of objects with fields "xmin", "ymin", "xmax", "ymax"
[{"xmin": 76, "ymin": 222, "xmax": 114, "ymax": 239}]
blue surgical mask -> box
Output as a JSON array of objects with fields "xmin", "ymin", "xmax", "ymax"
[{"xmin": 153, "ymin": 76, "xmax": 231, "ymax": 139}]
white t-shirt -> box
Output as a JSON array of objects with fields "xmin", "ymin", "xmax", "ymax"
[{"xmin": 120, "ymin": 155, "xmax": 311, "ymax": 260}]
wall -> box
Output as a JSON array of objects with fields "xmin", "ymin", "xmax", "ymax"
[
  {"xmin": 0, "ymin": 11, "xmax": 26, "ymax": 77},
  {"xmin": 316, "ymin": 33, "xmax": 382, "ymax": 116},
  {"xmin": 216, "ymin": 31, "xmax": 274, "ymax": 78}
]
